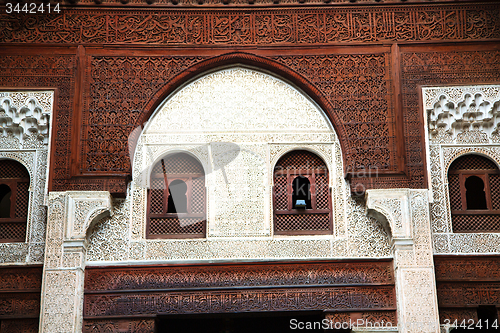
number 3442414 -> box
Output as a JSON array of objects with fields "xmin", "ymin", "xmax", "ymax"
[{"xmin": 5, "ymin": 2, "xmax": 61, "ymax": 14}]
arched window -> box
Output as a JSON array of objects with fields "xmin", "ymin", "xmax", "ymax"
[
  {"xmin": 147, "ymin": 153, "xmax": 206, "ymax": 239},
  {"xmin": 0, "ymin": 160, "xmax": 30, "ymax": 242},
  {"xmin": 448, "ymin": 154, "xmax": 500, "ymax": 232},
  {"xmin": 273, "ymin": 150, "xmax": 332, "ymax": 235}
]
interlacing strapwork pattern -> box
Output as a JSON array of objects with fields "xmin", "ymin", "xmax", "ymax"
[{"xmin": 275, "ymin": 214, "xmax": 330, "ymax": 232}]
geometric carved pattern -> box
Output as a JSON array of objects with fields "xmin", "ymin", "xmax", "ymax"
[
  {"xmin": 275, "ymin": 213, "xmax": 330, "ymax": 232},
  {"xmin": 273, "ymin": 53, "xmax": 395, "ymax": 181},
  {"xmin": 148, "ymin": 217, "xmax": 204, "ymax": 235},
  {"xmin": 0, "ymin": 160, "xmax": 30, "ymax": 178},
  {"xmin": 84, "ymin": 261, "xmax": 395, "ymax": 317},
  {"xmin": 451, "ymin": 215, "xmax": 500, "ymax": 233},
  {"xmin": 449, "ymin": 155, "xmax": 497, "ymax": 170},
  {"xmin": 84, "ymin": 56, "xmax": 205, "ymax": 174}
]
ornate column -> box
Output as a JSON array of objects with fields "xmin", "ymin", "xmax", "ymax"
[
  {"xmin": 366, "ymin": 189, "xmax": 439, "ymax": 333},
  {"xmin": 40, "ymin": 192, "xmax": 112, "ymax": 333}
]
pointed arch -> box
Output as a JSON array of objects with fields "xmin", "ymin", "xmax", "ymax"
[{"xmin": 138, "ymin": 52, "xmax": 348, "ymax": 173}]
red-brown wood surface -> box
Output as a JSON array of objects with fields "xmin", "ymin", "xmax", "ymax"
[
  {"xmin": 0, "ymin": 3, "xmax": 499, "ymax": 196},
  {"xmin": 84, "ymin": 260, "xmax": 395, "ymax": 318}
]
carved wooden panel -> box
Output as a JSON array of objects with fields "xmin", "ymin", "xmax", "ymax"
[
  {"xmin": 1, "ymin": 5, "xmax": 499, "ymax": 45},
  {"xmin": 84, "ymin": 261, "xmax": 395, "ymax": 318},
  {"xmin": 84, "ymin": 286, "xmax": 396, "ymax": 317},
  {"xmin": 0, "ymin": 266, "xmax": 42, "ymax": 321},
  {"xmin": 325, "ymin": 310, "xmax": 397, "ymax": 326},
  {"xmin": 435, "ymin": 256, "xmax": 500, "ymax": 323},
  {"xmin": 83, "ymin": 319, "xmax": 155, "ymax": 333},
  {"xmin": 273, "ymin": 53, "xmax": 395, "ymax": 176}
]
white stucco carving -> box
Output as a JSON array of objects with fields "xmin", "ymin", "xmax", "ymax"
[
  {"xmin": 0, "ymin": 91, "xmax": 54, "ymax": 265},
  {"xmin": 423, "ymin": 84, "xmax": 500, "ymax": 254},
  {"xmin": 86, "ymin": 67, "xmax": 392, "ymax": 263},
  {"xmin": 365, "ymin": 189, "xmax": 439, "ymax": 333},
  {"xmin": 41, "ymin": 191, "xmax": 112, "ymax": 333}
]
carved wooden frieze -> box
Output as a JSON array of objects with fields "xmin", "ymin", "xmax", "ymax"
[
  {"xmin": 85, "ymin": 261, "xmax": 394, "ymax": 292},
  {"xmin": 0, "ymin": 266, "xmax": 42, "ymax": 321},
  {"xmin": 1, "ymin": 5, "xmax": 499, "ymax": 45},
  {"xmin": 84, "ymin": 286, "xmax": 396, "ymax": 317},
  {"xmin": 84, "ymin": 261, "xmax": 395, "ymax": 317}
]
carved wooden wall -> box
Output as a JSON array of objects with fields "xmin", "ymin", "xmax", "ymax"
[
  {"xmin": 435, "ymin": 256, "xmax": 500, "ymax": 323},
  {"xmin": 0, "ymin": 3, "xmax": 499, "ymax": 195},
  {"xmin": 83, "ymin": 260, "xmax": 396, "ymax": 329},
  {"xmin": 0, "ymin": 266, "xmax": 42, "ymax": 333}
]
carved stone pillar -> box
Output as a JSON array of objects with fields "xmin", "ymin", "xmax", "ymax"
[
  {"xmin": 366, "ymin": 189, "xmax": 439, "ymax": 333},
  {"xmin": 40, "ymin": 192, "xmax": 112, "ymax": 333}
]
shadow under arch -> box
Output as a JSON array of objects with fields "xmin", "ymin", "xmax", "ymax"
[{"xmin": 137, "ymin": 52, "xmax": 348, "ymax": 174}]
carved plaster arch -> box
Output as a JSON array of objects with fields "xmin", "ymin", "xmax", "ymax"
[
  {"xmin": 137, "ymin": 52, "xmax": 348, "ymax": 173},
  {"xmin": 270, "ymin": 145, "xmax": 335, "ymax": 187},
  {"xmin": 444, "ymin": 148, "xmax": 500, "ymax": 172},
  {"xmin": 365, "ymin": 189, "xmax": 413, "ymax": 243}
]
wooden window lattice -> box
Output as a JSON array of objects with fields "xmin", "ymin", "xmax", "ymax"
[
  {"xmin": 273, "ymin": 150, "xmax": 332, "ymax": 235},
  {"xmin": 0, "ymin": 160, "xmax": 29, "ymax": 243},
  {"xmin": 448, "ymin": 154, "xmax": 500, "ymax": 233},
  {"xmin": 147, "ymin": 153, "xmax": 206, "ymax": 239}
]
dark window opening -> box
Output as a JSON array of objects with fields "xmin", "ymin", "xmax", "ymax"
[
  {"xmin": 156, "ymin": 311, "xmax": 332, "ymax": 333},
  {"xmin": 465, "ymin": 176, "xmax": 487, "ymax": 210},
  {"xmin": 0, "ymin": 184, "xmax": 12, "ymax": 218},
  {"xmin": 292, "ymin": 176, "xmax": 311, "ymax": 209},
  {"xmin": 273, "ymin": 150, "xmax": 332, "ymax": 235},
  {"xmin": 167, "ymin": 179, "xmax": 188, "ymax": 213},
  {"xmin": 147, "ymin": 153, "xmax": 206, "ymax": 239},
  {"xmin": 452, "ymin": 305, "xmax": 498, "ymax": 332}
]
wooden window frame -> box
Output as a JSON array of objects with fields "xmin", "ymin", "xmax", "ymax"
[
  {"xmin": 273, "ymin": 154, "xmax": 332, "ymax": 236},
  {"xmin": 449, "ymin": 169, "xmax": 500, "ymax": 216},
  {"xmin": 146, "ymin": 159, "xmax": 206, "ymax": 239},
  {"xmin": 0, "ymin": 177, "xmax": 30, "ymax": 243}
]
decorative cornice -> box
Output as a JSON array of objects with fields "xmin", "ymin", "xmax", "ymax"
[
  {"xmin": 424, "ymin": 84, "xmax": 500, "ymax": 144},
  {"xmin": 0, "ymin": 91, "xmax": 53, "ymax": 147},
  {"xmin": 1, "ymin": 4, "xmax": 499, "ymax": 45}
]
